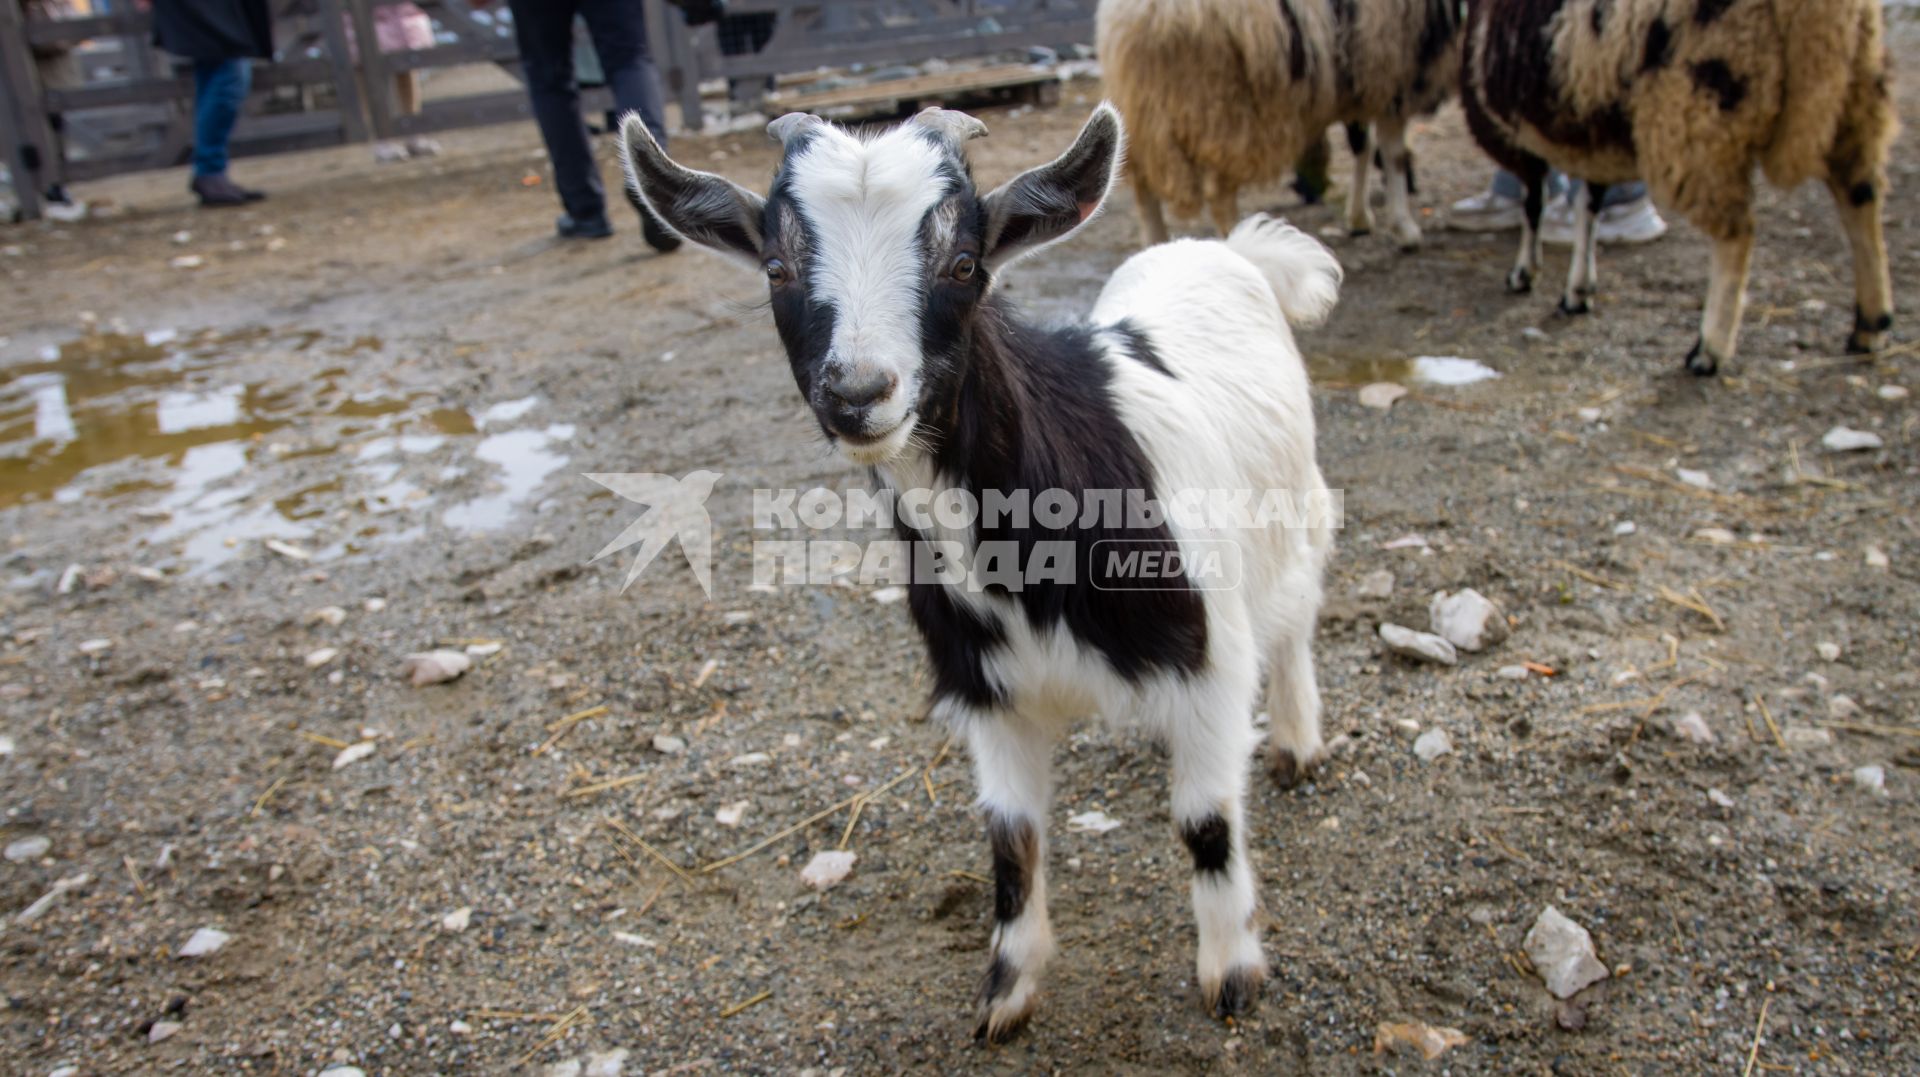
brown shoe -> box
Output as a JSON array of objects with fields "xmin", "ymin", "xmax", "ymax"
[{"xmin": 192, "ymin": 174, "xmax": 266, "ymax": 207}]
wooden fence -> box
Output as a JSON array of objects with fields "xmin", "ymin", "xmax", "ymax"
[{"xmin": 1, "ymin": 0, "xmax": 1094, "ymax": 220}]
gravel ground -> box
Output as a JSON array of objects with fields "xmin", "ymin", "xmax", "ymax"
[{"xmin": 1, "ymin": 45, "xmax": 1918, "ymax": 1076}]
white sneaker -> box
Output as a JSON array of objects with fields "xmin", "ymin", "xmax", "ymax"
[
  {"xmin": 1447, "ymin": 189, "xmax": 1524, "ymax": 232},
  {"xmin": 1542, "ymin": 196, "xmax": 1668, "ymax": 247}
]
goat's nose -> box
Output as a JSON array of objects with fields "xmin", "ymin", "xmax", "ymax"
[{"xmin": 826, "ymin": 367, "xmax": 897, "ymax": 410}]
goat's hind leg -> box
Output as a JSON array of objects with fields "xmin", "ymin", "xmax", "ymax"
[
  {"xmin": 1172, "ymin": 686, "xmax": 1266, "ymax": 1017},
  {"xmin": 966, "ymin": 713, "xmax": 1056, "ymax": 1043},
  {"xmin": 1266, "ymin": 631, "xmax": 1326, "ymax": 789},
  {"xmin": 1346, "ymin": 123, "xmax": 1375, "ymax": 236},
  {"xmin": 1376, "ymin": 115, "xmax": 1422, "ymax": 251}
]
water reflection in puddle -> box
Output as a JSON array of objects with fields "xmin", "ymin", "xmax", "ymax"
[
  {"xmin": 1309, "ymin": 352, "xmax": 1503, "ymax": 387},
  {"xmin": 0, "ymin": 327, "xmax": 572, "ymax": 575}
]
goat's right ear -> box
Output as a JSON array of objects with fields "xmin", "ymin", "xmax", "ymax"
[
  {"xmin": 620, "ymin": 113, "xmax": 766, "ymax": 265},
  {"xmin": 980, "ymin": 102, "xmax": 1124, "ymax": 267}
]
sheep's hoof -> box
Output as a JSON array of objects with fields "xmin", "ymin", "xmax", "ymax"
[
  {"xmin": 1845, "ymin": 330, "xmax": 1887, "ymax": 355},
  {"xmin": 1204, "ymin": 965, "xmax": 1265, "ymax": 1020},
  {"xmin": 1506, "ymin": 268, "xmax": 1533, "ymax": 294},
  {"xmin": 1348, "ymin": 225, "xmax": 1372, "ymax": 238},
  {"xmin": 1556, "ymin": 295, "xmax": 1592, "ymax": 316},
  {"xmin": 1390, "ymin": 223, "xmax": 1423, "ymax": 252},
  {"xmin": 974, "ymin": 958, "xmax": 1038, "ymax": 1045},
  {"xmin": 1269, "ymin": 742, "xmax": 1327, "ymax": 790},
  {"xmin": 1684, "ymin": 338, "xmax": 1720, "ymax": 377}
]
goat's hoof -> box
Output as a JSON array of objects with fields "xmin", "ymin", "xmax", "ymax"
[
  {"xmin": 1269, "ymin": 742, "xmax": 1328, "ymax": 790},
  {"xmin": 1556, "ymin": 295, "xmax": 1592, "ymax": 316},
  {"xmin": 1348, "ymin": 226, "xmax": 1372, "ymax": 238},
  {"xmin": 1684, "ymin": 338, "xmax": 1720, "ymax": 377},
  {"xmin": 1204, "ymin": 965, "xmax": 1265, "ymax": 1020},
  {"xmin": 1391, "ymin": 225, "xmax": 1423, "ymax": 252},
  {"xmin": 1506, "ymin": 268, "xmax": 1533, "ymax": 294},
  {"xmin": 974, "ymin": 958, "xmax": 1038, "ymax": 1045}
]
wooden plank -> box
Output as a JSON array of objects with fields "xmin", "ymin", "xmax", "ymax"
[
  {"xmin": 0, "ymin": 0, "xmax": 52, "ymax": 216},
  {"xmin": 774, "ymin": 64, "xmax": 1057, "ymax": 115},
  {"xmin": 23, "ymin": 11, "xmax": 149, "ymax": 46},
  {"xmin": 387, "ymin": 87, "xmax": 613, "ymax": 137},
  {"xmin": 315, "ymin": 0, "xmax": 371, "ymax": 144},
  {"xmin": 45, "ymin": 60, "xmax": 340, "ymax": 112},
  {"xmin": 344, "ymin": 0, "xmax": 394, "ymax": 141}
]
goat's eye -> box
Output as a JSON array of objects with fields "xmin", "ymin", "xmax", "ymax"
[
  {"xmin": 949, "ymin": 253, "xmax": 978, "ymax": 282},
  {"xmin": 764, "ymin": 258, "xmax": 790, "ymax": 286}
]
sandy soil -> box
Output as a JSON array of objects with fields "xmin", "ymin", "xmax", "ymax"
[{"xmin": 1, "ymin": 50, "xmax": 1917, "ymax": 1077}]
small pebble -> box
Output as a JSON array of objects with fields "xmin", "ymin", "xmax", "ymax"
[
  {"xmin": 148, "ymin": 1021, "xmax": 182, "ymax": 1044},
  {"xmin": 178, "ymin": 927, "xmax": 230, "ymax": 957},
  {"xmin": 1413, "ymin": 728, "xmax": 1453, "ymax": 762},
  {"xmin": 1672, "ymin": 712, "xmax": 1715, "ymax": 745},
  {"xmin": 441, "ymin": 907, "xmax": 473, "ymax": 933},
  {"xmin": 800, "ymin": 849, "xmax": 857, "ymax": 890},
  {"xmin": 1852, "ymin": 765, "xmax": 1886, "ymax": 795},
  {"xmin": 5, "ymin": 835, "xmax": 51, "ymax": 862},
  {"xmin": 1707, "ymin": 788, "xmax": 1735, "ymax": 809},
  {"xmin": 1816, "ymin": 641, "xmax": 1843, "ymax": 662},
  {"xmin": 651, "ymin": 733, "xmax": 686, "ymax": 755},
  {"xmin": 1821, "ymin": 426, "xmax": 1883, "ymax": 452}
]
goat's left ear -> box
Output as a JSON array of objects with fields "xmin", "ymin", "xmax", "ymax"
[
  {"xmin": 620, "ymin": 113, "xmax": 766, "ymax": 265},
  {"xmin": 981, "ymin": 103, "xmax": 1123, "ymax": 267}
]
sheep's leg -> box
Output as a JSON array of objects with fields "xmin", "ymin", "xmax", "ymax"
[
  {"xmin": 1172, "ymin": 699, "xmax": 1265, "ymax": 1018},
  {"xmin": 1559, "ymin": 181, "xmax": 1607, "ymax": 315},
  {"xmin": 1506, "ymin": 162, "xmax": 1547, "ymax": 293},
  {"xmin": 1206, "ymin": 182, "xmax": 1239, "ymax": 238},
  {"xmin": 968, "ymin": 714, "xmax": 1055, "ymax": 1043},
  {"xmin": 1376, "ymin": 116, "xmax": 1421, "ymax": 251},
  {"xmin": 1346, "ymin": 123, "xmax": 1375, "ymax": 236},
  {"xmin": 1828, "ymin": 177, "xmax": 1894, "ymax": 354},
  {"xmin": 1688, "ymin": 226, "xmax": 1754, "ymax": 376},
  {"xmin": 1266, "ymin": 632, "xmax": 1325, "ymax": 789},
  {"xmin": 1133, "ymin": 178, "xmax": 1170, "ymax": 247}
]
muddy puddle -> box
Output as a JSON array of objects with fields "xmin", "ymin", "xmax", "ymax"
[
  {"xmin": 0, "ymin": 328, "xmax": 573, "ymax": 575},
  {"xmin": 1309, "ymin": 351, "xmax": 1503, "ymax": 387}
]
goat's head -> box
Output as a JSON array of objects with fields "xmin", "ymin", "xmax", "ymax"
[{"xmin": 622, "ymin": 104, "xmax": 1124, "ymax": 466}]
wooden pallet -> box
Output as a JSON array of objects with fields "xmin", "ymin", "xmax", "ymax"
[{"xmin": 771, "ymin": 63, "xmax": 1061, "ymax": 120}]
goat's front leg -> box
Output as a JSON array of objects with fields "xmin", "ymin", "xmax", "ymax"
[
  {"xmin": 1171, "ymin": 698, "xmax": 1265, "ymax": 1018},
  {"xmin": 1559, "ymin": 181, "xmax": 1606, "ymax": 315},
  {"xmin": 966, "ymin": 713, "xmax": 1055, "ymax": 1043}
]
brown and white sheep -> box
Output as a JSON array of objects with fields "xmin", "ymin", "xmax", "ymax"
[
  {"xmin": 1462, "ymin": 0, "xmax": 1897, "ymax": 374},
  {"xmin": 1096, "ymin": 0, "xmax": 1464, "ymax": 249}
]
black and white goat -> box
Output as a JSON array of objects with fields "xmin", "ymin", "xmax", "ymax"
[{"xmin": 622, "ymin": 105, "xmax": 1339, "ymax": 1038}]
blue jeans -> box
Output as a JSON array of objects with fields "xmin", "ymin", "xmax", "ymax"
[
  {"xmin": 1490, "ymin": 170, "xmax": 1643, "ymax": 210},
  {"xmin": 192, "ymin": 59, "xmax": 251, "ymax": 177}
]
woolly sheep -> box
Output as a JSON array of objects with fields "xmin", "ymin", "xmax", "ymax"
[
  {"xmin": 1097, "ymin": 0, "xmax": 1463, "ymax": 248},
  {"xmin": 1462, "ymin": 0, "xmax": 1897, "ymax": 374}
]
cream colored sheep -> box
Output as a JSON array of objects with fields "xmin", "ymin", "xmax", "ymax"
[
  {"xmin": 1096, "ymin": 0, "xmax": 1463, "ymax": 249},
  {"xmin": 1462, "ymin": 0, "xmax": 1896, "ymax": 374}
]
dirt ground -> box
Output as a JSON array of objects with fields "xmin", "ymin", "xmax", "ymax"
[{"xmin": 2, "ymin": 41, "xmax": 1918, "ymax": 1077}]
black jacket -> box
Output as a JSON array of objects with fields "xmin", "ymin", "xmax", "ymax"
[{"xmin": 151, "ymin": 0, "xmax": 272, "ymax": 61}]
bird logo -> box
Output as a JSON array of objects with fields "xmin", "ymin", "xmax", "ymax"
[{"xmin": 585, "ymin": 470, "xmax": 723, "ymax": 596}]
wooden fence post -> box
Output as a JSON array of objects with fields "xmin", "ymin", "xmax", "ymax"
[
  {"xmin": 0, "ymin": 0, "xmax": 51, "ymax": 218},
  {"xmin": 317, "ymin": 0, "xmax": 372, "ymax": 145}
]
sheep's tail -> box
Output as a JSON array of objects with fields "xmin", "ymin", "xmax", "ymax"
[{"xmin": 1225, "ymin": 214, "xmax": 1342, "ymax": 328}]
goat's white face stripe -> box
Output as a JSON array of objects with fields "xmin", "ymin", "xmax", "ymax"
[{"xmin": 784, "ymin": 127, "xmax": 952, "ymax": 442}]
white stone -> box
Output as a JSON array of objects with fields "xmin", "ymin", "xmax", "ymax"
[
  {"xmin": 77, "ymin": 638, "xmax": 113, "ymax": 655},
  {"xmin": 1355, "ymin": 569, "xmax": 1395, "ymax": 598},
  {"xmin": 1412, "ymin": 728, "xmax": 1453, "ymax": 762},
  {"xmin": 584, "ymin": 1048, "xmax": 631, "ymax": 1077},
  {"xmin": 800, "ymin": 850, "xmax": 857, "ymax": 890},
  {"xmin": 651, "ymin": 733, "xmax": 687, "ymax": 755},
  {"xmin": 1828, "ymin": 695, "xmax": 1861, "ymax": 720},
  {"xmin": 715, "ymin": 801, "xmax": 749, "ymax": 827},
  {"xmin": 449, "ymin": 1020, "xmax": 472, "ymax": 1035},
  {"xmin": 1783, "ymin": 726, "xmax": 1833, "ymax": 749},
  {"xmin": 1853, "ymin": 765, "xmax": 1887, "ymax": 795},
  {"xmin": 332, "ymin": 741, "xmax": 376, "ymax": 769},
  {"xmin": 1495, "ymin": 664, "xmax": 1530, "ymax": 680},
  {"xmin": 1613, "ymin": 520, "xmax": 1636, "ymax": 536},
  {"xmin": 1877, "ymin": 384, "xmax": 1908, "ymax": 401},
  {"xmin": 1707, "ymin": 788, "xmax": 1735, "ymax": 809},
  {"xmin": 148, "ymin": 1021, "xmax": 183, "ymax": 1044},
  {"xmin": 1864, "ymin": 545, "xmax": 1890, "ymax": 569},
  {"xmin": 1692, "ymin": 527, "xmax": 1738, "ymax": 545},
  {"xmin": 727, "ymin": 752, "xmax": 772, "ymax": 768},
  {"xmin": 1821, "ymin": 426, "xmax": 1883, "ymax": 452},
  {"xmin": 1066, "ymin": 809, "xmax": 1123, "ymax": 833},
  {"xmin": 1358, "ymin": 382, "xmax": 1408, "ymax": 410},
  {"xmin": 1578, "ymin": 406, "xmax": 1604, "ymax": 423},
  {"xmin": 613, "ymin": 931, "xmax": 656, "ymax": 948},
  {"xmin": 1672, "ymin": 712, "xmax": 1715, "ymax": 745},
  {"xmin": 319, "ymin": 1069, "xmax": 367, "ymax": 1077},
  {"xmin": 441, "ymin": 907, "xmax": 472, "ymax": 933},
  {"xmin": 306, "ymin": 605, "xmax": 348, "ymax": 627},
  {"xmin": 363, "ymin": 597, "xmax": 388, "ymax": 612},
  {"xmin": 1524, "ymin": 906, "xmax": 1609, "ymax": 999},
  {"xmin": 305, "ymin": 647, "xmax": 339, "ymax": 669},
  {"xmin": 402, "ymin": 650, "xmax": 470, "ymax": 686},
  {"xmin": 5, "ymin": 836, "xmax": 50, "ymax": 862},
  {"xmin": 1379, "ymin": 623, "xmax": 1458, "ymax": 666},
  {"xmin": 1817, "ymin": 641, "xmax": 1843, "ymax": 662},
  {"xmin": 178, "ymin": 927, "xmax": 230, "ymax": 957},
  {"xmin": 1675, "ymin": 468, "xmax": 1714, "ymax": 489},
  {"xmin": 1428, "ymin": 589, "xmax": 1508, "ymax": 652}
]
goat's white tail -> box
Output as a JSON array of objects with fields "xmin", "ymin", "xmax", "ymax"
[{"xmin": 1226, "ymin": 214, "xmax": 1342, "ymax": 328}]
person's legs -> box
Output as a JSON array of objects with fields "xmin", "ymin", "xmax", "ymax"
[
  {"xmin": 578, "ymin": 0, "xmax": 680, "ymax": 251},
  {"xmin": 507, "ymin": 0, "xmax": 609, "ymax": 229},
  {"xmin": 191, "ymin": 59, "xmax": 250, "ymax": 177}
]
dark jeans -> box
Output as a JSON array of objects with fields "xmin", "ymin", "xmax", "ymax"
[
  {"xmin": 192, "ymin": 58, "xmax": 251, "ymax": 177},
  {"xmin": 507, "ymin": 0, "xmax": 670, "ymax": 222}
]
